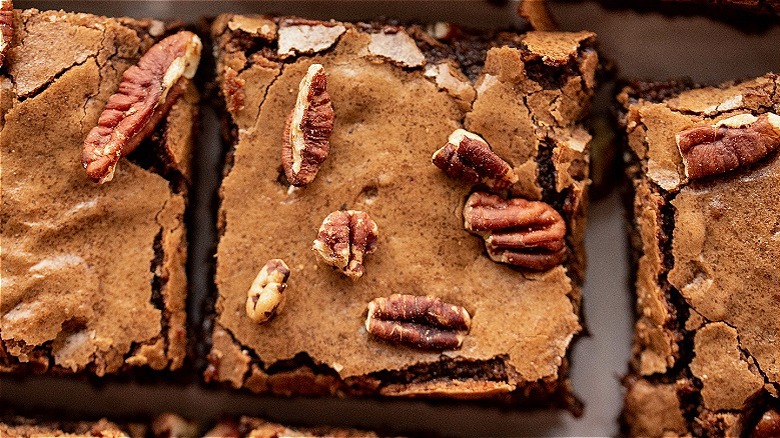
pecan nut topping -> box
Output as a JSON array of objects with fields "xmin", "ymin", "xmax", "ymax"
[
  {"xmin": 281, "ymin": 63, "xmax": 334, "ymax": 186},
  {"xmin": 432, "ymin": 129, "xmax": 518, "ymax": 190},
  {"xmin": 81, "ymin": 31, "xmax": 202, "ymax": 183},
  {"xmin": 245, "ymin": 259, "xmax": 291, "ymax": 324},
  {"xmin": 676, "ymin": 112, "xmax": 780, "ymax": 180},
  {"xmin": 0, "ymin": 0, "xmax": 13, "ymax": 68},
  {"xmin": 365, "ymin": 294, "xmax": 471, "ymax": 350},
  {"xmin": 312, "ymin": 210, "xmax": 378, "ymax": 280},
  {"xmin": 463, "ymin": 192, "xmax": 567, "ymax": 271}
]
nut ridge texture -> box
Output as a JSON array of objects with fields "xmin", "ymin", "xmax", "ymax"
[
  {"xmin": 676, "ymin": 112, "xmax": 780, "ymax": 179},
  {"xmin": 312, "ymin": 210, "xmax": 378, "ymax": 280},
  {"xmin": 81, "ymin": 31, "xmax": 202, "ymax": 183},
  {"xmin": 281, "ymin": 63, "xmax": 334, "ymax": 186},
  {"xmin": 366, "ymin": 294, "xmax": 471, "ymax": 350},
  {"xmin": 245, "ymin": 259, "xmax": 291, "ymax": 324},
  {"xmin": 432, "ymin": 129, "xmax": 518, "ymax": 190},
  {"xmin": 464, "ymin": 191, "xmax": 567, "ymax": 271}
]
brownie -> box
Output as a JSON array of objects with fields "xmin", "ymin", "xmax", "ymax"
[
  {"xmin": 207, "ymin": 14, "xmax": 598, "ymax": 410},
  {"xmin": 618, "ymin": 74, "xmax": 780, "ymax": 436},
  {"xmin": 205, "ymin": 417, "xmax": 380, "ymax": 438},
  {"xmin": 0, "ymin": 415, "xmax": 144, "ymax": 437},
  {"xmin": 0, "ymin": 413, "xmax": 196, "ymax": 437},
  {"xmin": 0, "ymin": 10, "xmax": 198, "ymax": 376}
]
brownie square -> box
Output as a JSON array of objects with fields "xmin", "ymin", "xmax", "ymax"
[
  {"xmin": 205, "ymin": 417, "xmax": 379, "ymax": 438},
  {"xmin": 0, "ymin": 413, "xmax": 196, "ymax": 437},
  {"xmin": 618, "ymin": 75, "xmax": 780, "ymax": 436},
  {"xmin": 0, "ymin": 10, "xmax": 197, "ymax": 375},
  {"xmin": 207, "ymin": 14, "xmax": 598, "ymax": 410},
  {"xmin": 0, "ymin": 416, "xmax": 142, "ymax": 437}
]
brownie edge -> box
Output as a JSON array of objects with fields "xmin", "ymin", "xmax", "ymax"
[
  {"xmin": 0, "ymin": 10, "xmax": 195, "ymax": 376},
  {"xmin": 619, "ymin": 74, "xmax": 780, "ymax": 436},
  {"xmin": 0, "ymin": 412, "xmax": 197, "ymax": 438}
]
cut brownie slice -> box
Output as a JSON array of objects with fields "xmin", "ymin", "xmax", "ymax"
[
  {"xmin": 205, "ymin": 417, "xmax": 380, "ymax": 438},
  {"xmin": 207, "ymin": 14, "xmax": 598, "ymax": 410},
  {"xmin": 618, "ymin": 74, "xmax": 780, "ymax": 436},
  {"xmin": 0, "ymin": 9, "xmax": 199, "ymax": 375}
]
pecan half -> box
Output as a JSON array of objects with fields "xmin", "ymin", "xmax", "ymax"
[
  {"xmin": 676, "ymin": 112, "xmax": 780, "ymax": 180},
  {"xmin": 281, "ymin": 63, "xmax": 334, "ymax": 186},
  {"xmin": 752, "ymin": 408, "xmax": 780, "ymax": 438},
  {"xmin": 312, "ymin": 210, "xmax": 378, "ymax": 280},
  {"xmin": 366, "ymin": 294, "xmax": 471, "ymax": 350},
  {"xmin": 463, "ymin": 192, "xmax": 566, "ymax": 271},
  {"xmin": 81, "ymin": 31, "xmax": 202, "ymax": 183},
  {"xmin": 245, "ymin": 259, "xmax": 291, "ymax": 324},
  {"xmin": 0, "ymin": 0, "xmax": 13, "ymax": 68},
  {"xmin": 432, "ymin": 129, "xmax": 517, "ymax": 190}
]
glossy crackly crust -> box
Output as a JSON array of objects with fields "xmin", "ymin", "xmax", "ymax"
[
  {"xmin": 207, "ymin": 14, "xmax": 598, "ymax": 410},
  {"xmin": 0, "ymin": 10, "xmax": 195, "ymax": 376},
  {"xmin": 618, "ymin": 75, "xmax": 780, "ymax": 437}
]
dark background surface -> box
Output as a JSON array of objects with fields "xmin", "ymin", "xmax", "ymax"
[{"xmin": 3, "ymin": 1, "xmax": 780, "ymax": 436}]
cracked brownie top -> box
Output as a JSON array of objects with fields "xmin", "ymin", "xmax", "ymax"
[
  {"xmin": 204, "ymin": 417, "xmax": 379, "ymax": 438},
  {"xmin": 0, "ymin": 415, "xmax": 140, "ymax": 437},
  {"xmin": 0, "ymin": 9, "xmax": 196, "ymax": 375},
  {"xmin": 619, "ymin": 74, "xmax": 780, "ymax": 436},
  {"xmin": 209, "ymin": 14, "xmax": 598, "ymax": 407}
]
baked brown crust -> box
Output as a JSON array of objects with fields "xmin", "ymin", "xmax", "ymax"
[
  {"xmin": 619, "ymin": 74, "xmax": 780, "ymax": 436},
  {"xmin": 0, "ymin": 10, "xmax": 193, "ymax": 376},
  {"xmin": 208, "ymin": 14, "xmax": 597, "ymax": 409}
]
